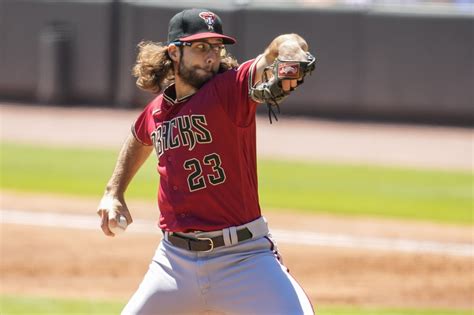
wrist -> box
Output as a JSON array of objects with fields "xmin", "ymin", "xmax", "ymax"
[
  {"xmin": 278, "ymin": 40, "xmax": 307, "ymax": 61},
  {"xmin": 104, "ymin": 185, "xmax": 125, "ymax": 200}
]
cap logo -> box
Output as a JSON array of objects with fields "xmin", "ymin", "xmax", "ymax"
[
  {"xmin": 278, "ymin": 62, "xmax": 300, "ymax": 79},
  {"xmin": 199, "ymin": 12, "xmax": 216, "ymax": 31}
]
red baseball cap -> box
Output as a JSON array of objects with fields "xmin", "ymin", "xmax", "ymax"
[{"xmin": 167, "ymin": 8, "xmax": 236, "ymax": 45}]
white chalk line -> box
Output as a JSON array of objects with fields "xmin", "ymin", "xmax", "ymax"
[{"xmin": 1, "ymin": 209, "xmax": 472, "ymax": 257}]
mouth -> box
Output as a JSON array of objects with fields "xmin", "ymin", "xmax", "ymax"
[
  {"xmin": 196, "ymin": 68, "xmax": 216, "ymax": 80},
  {"xmin": 197, "ymin": 67, "xmax": 214, "ymax": 74}
]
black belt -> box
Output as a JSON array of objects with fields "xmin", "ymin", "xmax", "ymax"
[{"xmin": 166, "ymin": 228, "xmax": 253, "ymax": 252}]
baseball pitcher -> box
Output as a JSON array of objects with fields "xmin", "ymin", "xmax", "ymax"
[{"xmin": 97, "ymin": 8, "xmax": 316, "ymax": 315}]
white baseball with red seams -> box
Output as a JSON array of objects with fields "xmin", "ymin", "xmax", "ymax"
[{"xmin": 109, "ymin": 215, "xmax": 127, "ymax": 235}]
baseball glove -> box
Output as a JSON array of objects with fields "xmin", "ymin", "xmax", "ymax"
[{"xmin": 249, "ymin": 52, "xmax": 316, "ymax": 123}]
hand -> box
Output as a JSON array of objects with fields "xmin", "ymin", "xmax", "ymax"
[
  {"xmin": 281, "ymin": 78, "xmax": 298, "ymax": 93},
  {"xmin": 277, "ymin": 40, "xmax": 308, "ymax": 93},
  {"xmin": 96, "ymin": 195, "xmax": 133, "ymax": 237}
]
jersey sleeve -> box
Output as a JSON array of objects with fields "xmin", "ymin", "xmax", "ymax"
[
  {"xmin": 131, "ymin": 98, "xmax": 159, "ymax": 146},
  {"xmin": 214, "ymin": 58, "xmax": 260, "ymax": 127}
]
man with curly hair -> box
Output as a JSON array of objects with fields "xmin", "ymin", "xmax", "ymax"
[{"xmin": 97, "ymin": 8, "xmax": 315, "ymax": 315}]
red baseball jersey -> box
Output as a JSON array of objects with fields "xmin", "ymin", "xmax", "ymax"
[{"xmin": 132, "ymin": 59, "xmax": 261, "ymax": 232}]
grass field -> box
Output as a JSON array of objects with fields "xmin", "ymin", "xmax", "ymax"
[
  {"xmin": 1, "ymin": 142, "xmax": 472, "ymax": 314},
  {"xmin": 0, "ymin": 296, "xmax": 471, "ymax": 315},
  {"xmin": 1, "ymin": 142, "xmax": 472, "ymax": 224}
]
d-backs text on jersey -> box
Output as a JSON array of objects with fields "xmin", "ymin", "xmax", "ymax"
[{"xmin": 151, "ymin": 115, "xmax": 212, "ymax": 157}]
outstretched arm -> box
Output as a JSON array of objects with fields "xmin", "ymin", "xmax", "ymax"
[
  {"xmin": 254, "ymin": 33, "xmax": 310, "ymax": 92},
  {"xmin": 97, "ymin": 133, "xmax": 153, "ymax": 237},
  {"xmin": 250, "ymin": 33, "xmax": 315, "ymax": 123}
]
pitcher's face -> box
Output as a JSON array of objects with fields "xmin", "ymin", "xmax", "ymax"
[{"xmin": 176, "ymin": 38, "xmax": 224, "ymax": 89}]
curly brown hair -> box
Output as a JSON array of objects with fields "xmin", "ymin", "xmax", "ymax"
[{"xmin": 132, "ymin": 41, "xmax": 239, "ymax": 94}]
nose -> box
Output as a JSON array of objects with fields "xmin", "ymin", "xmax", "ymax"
[{"xmin": 205, "ymin": 52, "xmax": 218, "ymax": 65}]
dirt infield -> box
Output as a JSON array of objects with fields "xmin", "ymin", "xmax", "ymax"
[
  {"xmin": 1, "ymin": 104, "xmax": 473, "ymax": 310},
  {"xmin": 1, "ymin": 207, "xmax": 473, "ymax": 310}
]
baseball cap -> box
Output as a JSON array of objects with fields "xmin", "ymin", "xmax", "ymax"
[{"xmin": 167, "ymin": 8, "xmax": 236, "ymax": 45}]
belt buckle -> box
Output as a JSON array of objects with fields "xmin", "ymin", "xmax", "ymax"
[{"xmin": 197, "ymin": 237, "xmax": 214, "ymax": 252}]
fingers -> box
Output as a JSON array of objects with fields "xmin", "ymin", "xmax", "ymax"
[
  {"xmin": 97, "ymin": 195, "xmax": 118, "ymax": 237},
  {"xmin": 108, "ymin": 204, "xmax": 133, "ymax": 226},
  {"xmin": 281, "ymin": 79, "xmax": 298, "ymax": 92},
  {"xmin": 108, "ymin": 210, "xmax": 119, "ymax": 228},
  {"xmin": 123, "ymin": 211, "xmax": 133, "ymax": 225},
  {"xmin": 97, "ymin": 196, "xmax": 133, "ymax": 237},
  {"xmin": 281, "ymin": 80, "xmax": 290, "ymax": 92},
  {"xmin": 290, "ymin": 79, "xmax": 298, "ymax": 89},
  {"xmin": 98, "ymin": 209, "xmax": 114, "ymax": 237}
]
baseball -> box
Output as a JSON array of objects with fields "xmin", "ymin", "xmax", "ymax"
[{"xmin": 109, "ymin": 215, "xmax": 128, "ymax": 235}]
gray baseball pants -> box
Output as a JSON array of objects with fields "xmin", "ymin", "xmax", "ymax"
[{"xmin": 121, "ymin": 217, "xmax": 314, "ymax": 315}]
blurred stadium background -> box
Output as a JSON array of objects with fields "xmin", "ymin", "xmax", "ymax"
[{"xmin": 0, "ymin": 0, "xmax": 472, "ymax": 125}]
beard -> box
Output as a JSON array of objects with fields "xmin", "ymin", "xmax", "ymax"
[{"xmin": 177, "ymin": 60, "xmax": 218, "ymax": 89}]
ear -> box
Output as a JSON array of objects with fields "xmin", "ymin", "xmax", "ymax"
[{"xmin": 167, "ymin": 44, "xmax": 180, "ymax": 62}]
